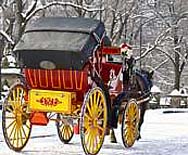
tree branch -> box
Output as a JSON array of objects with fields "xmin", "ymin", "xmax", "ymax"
[
  {"xmin": 154, "ymin": 58, "xmax": 169, "ymax": 71},
  {"xmin": 180, "ymin": 41, "xmax": 188, "ymax": 74},
  {"xmin": 135, "ymin": 28, "xmax": 171, "ymax": 60},
  {"xmin": 25, "ymin": 0, "xmax": 38, "ymax": 18},
  {"xmin": 155, "ymin": 47, "xmax": 176, "ymax": 67},
  {"xmin": 26, "ymin": 1, "xmax": 104, "ymax": 23},
  {"xmin": 147, "ymin": 3, "xmax": 171, "ymax": 28},
  {"xmin": 0, "ymin": 30, "xmax": 14, "ymax": 45}
]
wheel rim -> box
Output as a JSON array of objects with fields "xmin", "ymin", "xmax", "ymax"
[
  {"xmin": 80, "ymin": 87, "xmax": 107, "ymax": 155},
  {"xmin": 2, "ymin": 84, "xmax": 32, "ymax": 151},
  {"xmin": 122, "ymin": 99, "xmax": 139, "ymax": 148},
  {"xmin": 56, "ymin": 114, "xmax": 74, "ymax": 144}
]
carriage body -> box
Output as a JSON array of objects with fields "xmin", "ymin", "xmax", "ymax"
[
  {"xmin": 2, "ymin": 17, "xmax": 152, "ymax": 155},
  {"xmin": 13, "ymin": 17, "xmax": 104, "ymax": 117}
]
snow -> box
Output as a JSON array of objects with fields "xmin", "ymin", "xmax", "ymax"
[
  {"xmin": 1, "ymin": 109, "xmax": 188, "ymax": 155},
  {"xmin": 1, "ymin": 68, "xmax": 21, "ymax": 75},
  {"xmin": 168, "ymin": 89, "xmax": 188, "ymax": 98},
  {"xmin": 151, "ymin": 85, "xmax": 162, "ymax": 93},
  {"xmin": 168, "ymin": 89, "xmax": 182, "ymax": 97},
  {"xmin": 2, "ymin": 55, "xmax": 17, "ymax": 68}
]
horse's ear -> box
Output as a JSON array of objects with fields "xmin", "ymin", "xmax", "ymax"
[{"xmin": 149, "ymin": 70, "xmax": 154, "ymax": 79}]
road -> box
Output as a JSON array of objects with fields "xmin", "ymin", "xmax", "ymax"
[{"xmin": 1, "ymin": 109, "xmax": 188, "ymax": 155}]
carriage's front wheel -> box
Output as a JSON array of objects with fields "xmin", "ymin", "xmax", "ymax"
[
  {"xmin": 80, "ymin": 87, "xmax": 107, "ymax": 155},
  {"xmin": 121, "ymin": 99, "xmax": 139, "ymax": 148},
  {"xmin": 2, "ymin": 83, "xmax": 32, "ymax": 151},
  {"xmin": 56, "ymin": 114, "xmax": 74, "ymax": 144}
]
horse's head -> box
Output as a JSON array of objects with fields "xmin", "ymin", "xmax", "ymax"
[{"xmin": 140, "ymin": 69, "xmax": 154, "ymax": 90}]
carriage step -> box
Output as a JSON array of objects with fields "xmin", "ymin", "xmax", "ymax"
[
  {"xmin": 73, "ymin": 124, "xmax": 80, "ymax": 134},
  {"xmin": 30, "ymin": 112, "xmax": 49, "ymax": 126}
]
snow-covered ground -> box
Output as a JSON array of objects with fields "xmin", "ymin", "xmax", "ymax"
[{"xmin": 1, "ymin": 108, "xmax": 188, "ymax": 155}]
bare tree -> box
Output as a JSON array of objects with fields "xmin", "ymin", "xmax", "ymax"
[
  {"xmin": 1, "ymin": 0, "xmax": 188, "ymax": 92},
  {"xmin": 102, "ymin": 0, "xmax": 138, "ymax": 45},
  {"xmin": 146, "ymin": 0, "xmax": 188, "ymax": 90}
]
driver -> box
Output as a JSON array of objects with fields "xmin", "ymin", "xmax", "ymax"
[{"xmin": 120, "ymin": 42, "xmax": 133, "ymax": 59}]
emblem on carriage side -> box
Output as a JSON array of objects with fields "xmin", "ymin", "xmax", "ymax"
[{"xmin": 36, "ymin": 97, "xmax": 63, "ymax": 107}]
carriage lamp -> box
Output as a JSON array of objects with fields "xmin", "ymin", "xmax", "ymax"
[{"xmin": 39, "ymin": 60, "xmax": 56, "ymax": 69}]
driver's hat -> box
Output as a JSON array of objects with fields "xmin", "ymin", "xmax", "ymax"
[{"xmin": 120, "ymin": 43, "xmax": 133, "ymax": 58}]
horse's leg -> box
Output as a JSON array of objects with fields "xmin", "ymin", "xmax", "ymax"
[
  {"xmin": 110, "ymin": 129, "xmax": 117, "ymax": 143},
  {"xmin": 137, "ymin": 101, "xmax": 148, "ymax": 140}
]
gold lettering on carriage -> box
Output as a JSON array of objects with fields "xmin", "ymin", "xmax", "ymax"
[{"xmin": 36, "ymin": 97, "xmax": 63, "ymax": 107}]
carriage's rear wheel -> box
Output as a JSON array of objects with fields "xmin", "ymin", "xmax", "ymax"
[
  {"xmin": 121, "ymin": 99, "xmax": 139, "ymax": 148},
  {"xmin": 2, "ymin": 83, "xmax": 32, "ymax": 151},
  {"xmin": 80, "ymin": 87, "xmax": 107, "ymax": 155},
  {"xmin": 56, "ymin": 114, "xmax": 74, "ymax": 144}
]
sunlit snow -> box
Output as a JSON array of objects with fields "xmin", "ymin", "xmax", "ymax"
[{"xmin": 1, "ymin": 109, "xmax": 188, "ymax": 155}]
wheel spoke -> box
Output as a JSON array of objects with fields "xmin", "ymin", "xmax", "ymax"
[
  {"xmin": 96, "ymin": 125, "xmax": 104, "ymax": 132},
  {"xmin": 88, "ymin": 130, "xmax": 94, "ymax": 152},
  {"xmin": 8, "ymin": 122, "xmax": 16, "ymax": 139},
  {"xmin": 12, "ymin": 126, "xmax": 17, "ymax": 145},
  {"xmin": 84, "ymin": 113, "xmax": 92, "ymax": 121},
  {"xmin": 16, "ymin": 128, "xmax": 19, "ymax": 147},
  {"xmin": 97, "ymin": 107, "xmax": 104, "ymax": 118},
  {"xmin": 86, "ymin": 100, "xmax": 92, "ymax": 117},
  {"xmin": 21, "ymin": 125, "xmax": 27, "ymax": 139},
  {"xmin": 85, "ymin": 128, "xmax": 91, "ymax": 143},
  {"xmin": 6, "ymin": 119, "xmax": 16, "ymax": 130},
  {"xmin": 5, "ymin": 105, "xmax": 14, "ymax": 113},
  {"xmin": 64, "ymin": 127, "xmax": 67, "ymax": 140},
  {"xmin": 19, "ymin": 129, "xmax": 24, "ymax": 146},
  {"xmin": 6, "ymin": 116, "xmax": 16, "ymax": 120},
  {"xmin": 25, "ymin": 123, "xmax": 31, "ymax": 130},
  {"xmin": 96, "ymin": 93, "xmax": 100, "ymax": 106}
]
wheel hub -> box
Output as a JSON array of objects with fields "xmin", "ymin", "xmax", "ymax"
[
  {"xmin": 93, "ymin": 118, "xmax": 98, "ymax": 127},
  {"xmin": 16, "ymin": 113, "xmax": 22, "ymax": 129},
  {"xmin": 15, "ymin": 107, "xmax": 23, "ymax": 129}
]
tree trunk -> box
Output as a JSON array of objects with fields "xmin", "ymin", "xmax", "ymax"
[
  {"xmin": 15, "ymin": 0, "xmax": 24, "ymax": 43},
  {"xmin": 174, "ymin": 64, "xmax": 180, "ymax": 90},
  {"xmin": 110, "ymin": 11, "xmax": 116, "ymax": 40},
  {"xmin": 173, "ymin": 26, "xmax": 180, "ymax": 90},
  {"xmin": 0, "ymin": 37, "xmax": 5, "ymax": 95},
  {"xmin": 117, "ymin": 15, "xmax": 128, "ymax": 43}
]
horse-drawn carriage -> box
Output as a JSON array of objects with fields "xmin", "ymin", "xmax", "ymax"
[{"xmin": 2, "ymin": 17, "xmax": 153, "ymax": 155}]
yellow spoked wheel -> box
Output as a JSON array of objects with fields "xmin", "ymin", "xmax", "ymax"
[
  {"xmin": 2, "ymin": 83, "xmax": 32, "ymax": 151},
  {"xmin": 56, "ymin": 114, "xmax": 74, "ymax": 144},
  {"xmin": 80, "ymin": 87, "xmax": 107, "ymax": 155},
  {"xmin": 121, "ymin": 99, "xmax": 139, "ymax": 148}
]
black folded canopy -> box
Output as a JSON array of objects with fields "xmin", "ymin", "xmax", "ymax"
[{"xmin": 14, "ymin": 17, "xmax": 107, "ymax": 70}]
